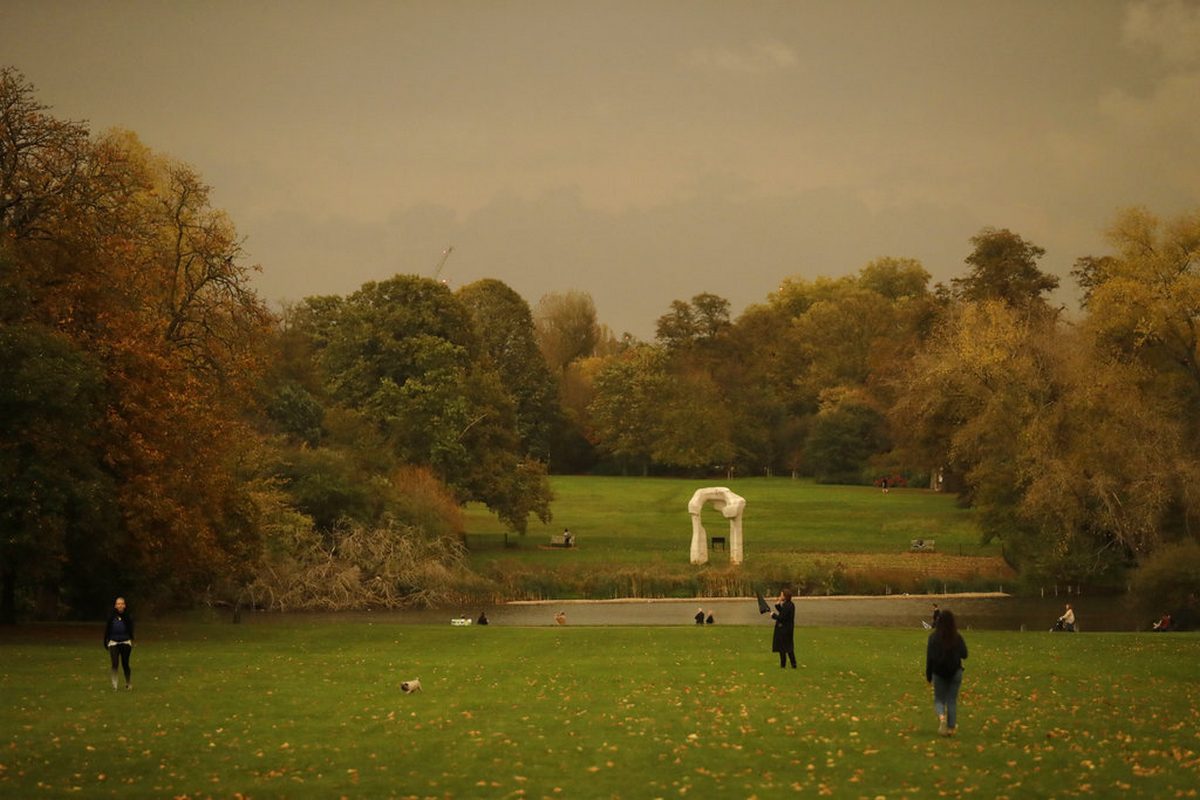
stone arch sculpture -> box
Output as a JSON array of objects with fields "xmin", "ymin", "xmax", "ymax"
[{"xmin": 688, "ymin": 487, "xmax": 746, "ymax": 565}]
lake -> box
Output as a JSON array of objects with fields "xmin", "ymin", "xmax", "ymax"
[{"xmin": 241, "ymin": 593, "xmax": 1149, "ymax": 631}]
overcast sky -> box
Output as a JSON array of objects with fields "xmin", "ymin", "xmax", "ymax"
[{"xmin": 3, "ymin": 0, "xmax": 1198, "ymax": 337}]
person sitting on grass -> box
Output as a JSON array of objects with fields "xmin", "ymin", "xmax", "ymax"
[{"xmin": 1151, "ymin": 612, "xmax": 1172, "ymax": 632}]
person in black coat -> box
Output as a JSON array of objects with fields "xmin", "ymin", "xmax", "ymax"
[
  {"xmin": 925, "ymin": 609, "xmax": 968, "ymax": 736},
  {"xmin": 103, "ymin": 597, "xmax": 135, "ymax": 690},
  {"xmin": 771, "ymin": 588, "xmax": 796, "ymax": 668}
]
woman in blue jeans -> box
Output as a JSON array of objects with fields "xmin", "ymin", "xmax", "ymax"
[{"xmin": 925, "ymin": 609, "xmax": 968, "ymax": 736}]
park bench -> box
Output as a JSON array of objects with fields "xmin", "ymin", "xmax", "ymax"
[
  {"xmin": 548, "ymin": 536, "xmax": 576, "ymax": 548},
  {"xmin": 710, "ymin": 535, "xmax": 726, "ymax": 550},
  {"xmin": 910, "ymin": 539, "xmax": 935, "ymax": 552}
]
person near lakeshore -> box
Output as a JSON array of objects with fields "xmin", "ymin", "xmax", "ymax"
[
  {"xmin": 476, "ymin": 610, "xmax": 489, "ymax": 626},
  {"xmin": 103, "ymin": 597, "xmax": 134, "ymax": 690},
  {"xmin": 554, "ymin": 611, "xmax": 567, "ymax": 625},
  {"xmin": 771, "ymin": 588, "xmax": 797, "ymax": 668},
  {"xmin": 695, "ymin": 607, "xmax": 705, "ymax": 625},
  {"xmin": 931, "ymin": 603, "xmax": 941, "ymax": 628},
  {"xmin": 705, "ymin": 612, "xmax": 715, "ymax": 625},
  {"xmin": 1057, "ymin": 603, "xmax": 1076, "ymax": 632},
  {"xmin": 925, "ymin": 609, "xmax": 968, "ymax": 736}
]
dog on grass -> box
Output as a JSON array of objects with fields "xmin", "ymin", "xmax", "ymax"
[{"xmin": 400, "ymin": 679, "xmax": 423, "ymax": 694}]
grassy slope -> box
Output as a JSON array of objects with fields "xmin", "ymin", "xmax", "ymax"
[
  {"xmin": 463, "ymin": 477, "xmax": 1008, "ymax": 597},
  {"xmin": 466, "ymin": 476, "xmax": 988, "ymax": 561},
  {"xmin": 3, "ymin": 623, "xmax": 1197, "ymax": 798}
]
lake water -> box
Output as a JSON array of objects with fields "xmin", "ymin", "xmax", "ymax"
[{"xmin": 242, "ymin": 593, "xmax": 1148, "ymax": 632}]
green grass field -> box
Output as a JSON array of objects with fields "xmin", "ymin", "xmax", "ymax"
[
  {"xmin": 462, "ymin": 477, "xmax": 1005, "ymax": 599},
  {"xmin": 3, "ymin": 622, "xmax": 1197, "ymax": 798},
  {"xmin": 466, "ymin": 477, "xmax": 986, "ymax": 563}
]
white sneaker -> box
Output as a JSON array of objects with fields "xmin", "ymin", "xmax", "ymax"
[{"xmin": 937, "ymin": 715, "xmax": 949, "ymax": 736}]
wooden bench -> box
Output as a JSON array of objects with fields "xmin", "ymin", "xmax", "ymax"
[
  {"xmin": 910, "ymin": 539, "xmax": 935, "ymax": 552},
  {"xmin": 710, "ymin": 536, "xmax": 726, "ymax": 550},
  {"xmin": 548, "ymin": 537, "xmax": 576, "ymax": 548}
]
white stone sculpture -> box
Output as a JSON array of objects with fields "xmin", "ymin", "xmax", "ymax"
[{"xmin": 688, "ymin": 487, "xmax": 746, "ymax": 565}]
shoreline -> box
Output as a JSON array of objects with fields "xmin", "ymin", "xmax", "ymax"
[{"xmin": 506, "ymin": 591, "xmax": 1011, "ymax": 606}]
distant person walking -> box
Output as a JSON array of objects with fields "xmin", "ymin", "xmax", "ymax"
[
  {"xmin": 104, "ymin": 597, "xmax": 134, "ymax": 690},
  {"xmin": 880, "ymin": 477, "xmax": 889, "ymax": 494},
  {"xmin": 925, "ymin": 609, "xmax": 968, "ymax": 736},
  {"xmin": 771, "ymin": 588, "xmax": 797, "ymax": 668}
]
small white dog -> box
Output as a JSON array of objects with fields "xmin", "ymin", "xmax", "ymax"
[{"xmin": 400, "ymin": 679, "xmax": 423, "ymax": 694}]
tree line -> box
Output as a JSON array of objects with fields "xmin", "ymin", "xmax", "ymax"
[{"xmin": 2, "ymin": 68, "xmax": 1197, "ymax": 617}]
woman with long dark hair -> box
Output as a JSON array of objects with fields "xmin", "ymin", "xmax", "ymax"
[
  {"xmin": 924, "ymin": 609, "xmax": 968, "ymax": 736},
  {"xmin": 771, "ymin": 587, "xmax": 797, "ymax": 668},
  {"xmin": 103, "ymin": 597, "xmax": 134, "ymax": 690}
]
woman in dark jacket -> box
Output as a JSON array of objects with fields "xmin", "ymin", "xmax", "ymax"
[
  {"xmin": 771, "ymin": 588, "xmax": 796, "ymax": 668},
  {"xmin": 103, "ymin": 597, "xmax": 134, "ymax": 690},
  {"xmin": 925, "ymin": 609, "xmax": 968, "ymax": 736}
]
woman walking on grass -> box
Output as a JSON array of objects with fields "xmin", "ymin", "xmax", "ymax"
[
  {"xmin": 925, "ymin": 609, "xmax": 967, "ymax": 736},
  {"xmin": 104, "ymin": 596, "xmax": 134, "ymax": 690}
]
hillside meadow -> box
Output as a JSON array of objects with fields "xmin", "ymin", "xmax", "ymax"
[
  {"xmin": 463, "ymin": 477, "xmax": 1012, "ymax": 599},
  {"xmin": 1, "ymin": 622, "xmax": 1196, "ymax": 799}
]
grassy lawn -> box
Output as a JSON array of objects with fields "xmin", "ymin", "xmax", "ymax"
[
  {"xmin": 2, "ymin": 622, "xmax": 1197, "ymax": 798},
  {"xmin": 462, "ymin": 477, "xmax": 1006, "ymax": 598},
  {"xmin": 466, "ymin": 477, "xmax": 987, "ymax": 562}
]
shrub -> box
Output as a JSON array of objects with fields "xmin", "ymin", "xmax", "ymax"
[
  {"xmin": 1130, "ymin": 539, "xmax": 1200, "ymax": 627},
  {"xmin": 388, "ymin": 465, "xmax": 464, "ymax": 542}
]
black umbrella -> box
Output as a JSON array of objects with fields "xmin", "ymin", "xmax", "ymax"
[{"xmin": 756, "ymin": 591, "xmax": 771, "ymax": 615}]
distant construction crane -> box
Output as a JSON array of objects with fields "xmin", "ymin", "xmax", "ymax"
[{"xmin": 431, "ymin": 246, "xmax": 454, "ymax": 283}]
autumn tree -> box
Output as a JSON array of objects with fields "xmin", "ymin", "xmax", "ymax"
[
  {"xmin": 891, "ymin": 299, "xmax": 1193, "ymax": 582},
  {"xmin": 951, "ymin": 227, "xmax": 1058, "ymax": 311},
  {"xmin": 1, "ymin": 70, "xmax": 272, "ymax": 615},
  {"xmin": 655, "ymin": 292, "xmax": 731, "ymax": 352},
  {"xmin": 533, "ymin": 290, "xmax": 599, "ymax": 374},
  {"xmin": 1079, "ymin": 207, "xmax": 1200, "ymax": 429}
]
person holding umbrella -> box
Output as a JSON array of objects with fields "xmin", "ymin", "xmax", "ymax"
[{"xmin": 771, "ymin": 588, "xmax": 797, "ymax": 668}]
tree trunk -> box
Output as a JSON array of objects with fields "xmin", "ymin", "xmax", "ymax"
[{"xmin": 1, "ymin": 566, "xmax": 16, "ymax": 624}]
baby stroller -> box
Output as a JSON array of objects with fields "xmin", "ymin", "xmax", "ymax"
[{"xmin": 1050, "ymin": 618, "xmax": 1076, "ymax": 632}]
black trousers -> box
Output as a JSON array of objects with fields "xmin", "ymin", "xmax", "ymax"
[
  {"xmin": 777, "ymin": 648, "xmax": 796, "ymax": 668},
  {"xmin": 109, "ymin": 643, "xmax": 132, "ymax": 679}
]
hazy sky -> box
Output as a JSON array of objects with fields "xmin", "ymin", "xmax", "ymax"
[{"xmin": 3, "ymin": 0, "xmax": 1199, "ymax": 336}]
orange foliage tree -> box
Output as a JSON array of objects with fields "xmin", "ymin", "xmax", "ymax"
[{"xmin": 1, "ymin": 68, "xmax": 272, "ymax": 617}]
